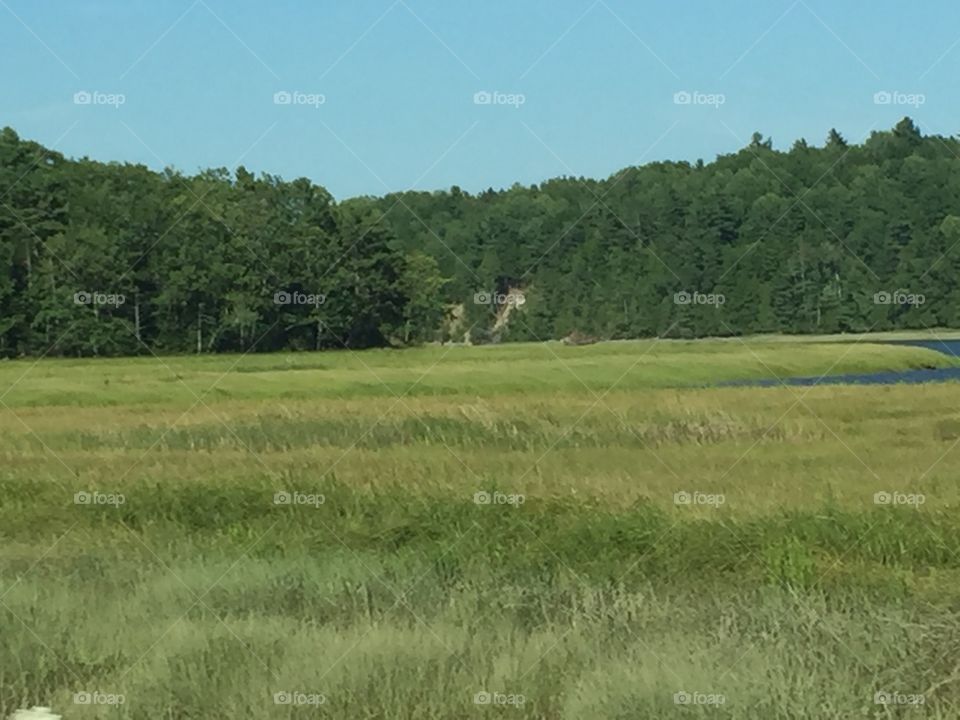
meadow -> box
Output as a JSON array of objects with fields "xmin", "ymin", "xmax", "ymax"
[{"xmin": 3, "ymin": 336, "xmax": 960, "ymax": 718}]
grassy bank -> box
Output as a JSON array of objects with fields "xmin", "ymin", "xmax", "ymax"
[{"xmin": 0, "ymin": 335, "xmax": 954, "ymax": 408}]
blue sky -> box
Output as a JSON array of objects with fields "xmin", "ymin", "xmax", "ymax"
[{"xmin": 1, "ymin": 0, "xmax": 957, "ymax": 199}]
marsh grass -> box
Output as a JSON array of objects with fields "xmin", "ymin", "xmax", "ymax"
[
  {"xmin": 4, "ymin": 484, "xmax": 960, "ymax": 718},
  {"xmin": 3, "ymin": 339, "xmax": 960, "ymax": 717},
  {"xmin": 0, "ymin": 336, "xmax": 952, "ymax": 408}
]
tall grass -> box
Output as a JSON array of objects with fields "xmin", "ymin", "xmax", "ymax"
[{"xmin": 2, "ymin": 339, "xmax": 960, "ymax": 717}]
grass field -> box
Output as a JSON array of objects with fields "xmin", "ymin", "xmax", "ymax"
[{"xmin": 4, "ymin": 337, "xmax": 960, "ymax": 718}]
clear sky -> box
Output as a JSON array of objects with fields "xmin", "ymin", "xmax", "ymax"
[{"xmin": 1, "ymin": 0, "xmax": 957, "ymax": 199}]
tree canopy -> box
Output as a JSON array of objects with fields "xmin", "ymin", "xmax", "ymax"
[{"xmin": 1, "ymin": 118, "xmax": 959, "ymax": 356}]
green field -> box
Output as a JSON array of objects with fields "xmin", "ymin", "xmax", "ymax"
[{"xmin": 4, "ymin": 337, "xmax": 960, "ymax": 718}]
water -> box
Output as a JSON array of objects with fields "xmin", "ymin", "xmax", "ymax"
[{"xmin": 728, "ymin": 339, "xmax": 960, "ymax": 387}]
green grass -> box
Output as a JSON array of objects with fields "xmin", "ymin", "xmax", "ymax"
[
  {"xmin": 3, "ymin": 337, "xmax": 960, "ymax": 718},
  {"xmin": 0, "ymin": 335, "xmax": 954, "ymax": 408}
]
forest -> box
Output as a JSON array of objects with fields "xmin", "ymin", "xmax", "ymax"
[{"xmin": 1, "ymin": 117, "xmax": 959, "ymax": 357}]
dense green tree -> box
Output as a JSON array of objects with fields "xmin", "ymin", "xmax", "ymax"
[
  {"xmin": 399, "ymin": 251, "xmax": 447, "ymax": 345},
  {"xmin": 2, "ymin": 118, "xmax": 960, "ymax": 356}
]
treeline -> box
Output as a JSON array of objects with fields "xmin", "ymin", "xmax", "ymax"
[
  {"xmin": 2, "ymin": 118, "xmax": 960, "ymax": 357},
  {"xmin": 380, "ymin": 118, "xmax": 960, "ymax": 343},
  {"xmin": 0, "ymin": 127, "xmax": 446, "ymax": 357}
]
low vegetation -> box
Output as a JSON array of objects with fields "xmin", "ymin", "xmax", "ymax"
[{"xmin": 3, "ymin": 338, "xmax": 960, "ymax": 718}]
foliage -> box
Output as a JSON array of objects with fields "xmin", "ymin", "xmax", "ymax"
[{"xmin": 3, "ymin": 118, "xmax": 960, "ymax": 355}]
